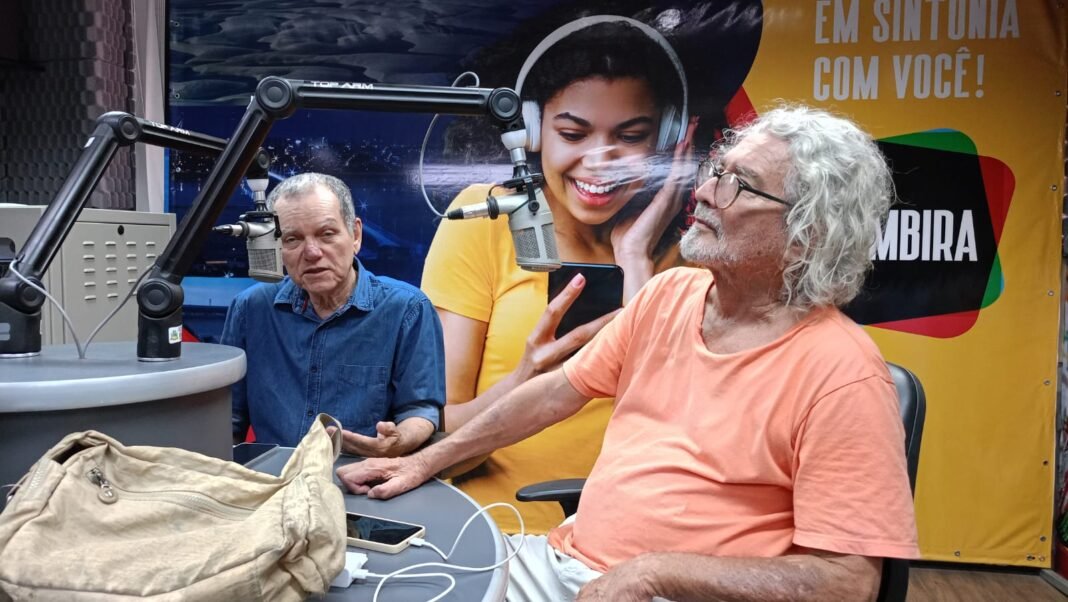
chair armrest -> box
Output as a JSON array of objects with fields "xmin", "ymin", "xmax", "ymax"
[
  {"xmin": 515, "ymin": 478, "xmax": 587, "ymax": 502},
  {"xmin": 516, "ymin": 478, "xmax": 587, "ymax": 517}
]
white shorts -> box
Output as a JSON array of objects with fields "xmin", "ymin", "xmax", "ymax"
[{"xmin": 503, "ymin": 533, "xmax": 603, "ymax": 602}]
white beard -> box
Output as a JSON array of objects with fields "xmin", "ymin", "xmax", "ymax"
[{"xmin": 680, "ymin": 224, "xmax": 738, "ymax": 266}]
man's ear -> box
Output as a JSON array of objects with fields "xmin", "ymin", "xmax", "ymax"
[{"xmin": 352, "ymin": 217, "xmax": 363, "ymax": 255}]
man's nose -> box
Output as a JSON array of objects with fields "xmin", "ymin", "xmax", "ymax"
[
  {"xmin": 302, "ymin": 241, "xmax": 323, "ymax": 259},
  {"xmin": 694, "ymin": 177, "xmax": 716, "ymax": 207}
]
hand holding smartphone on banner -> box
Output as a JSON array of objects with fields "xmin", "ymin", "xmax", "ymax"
[
  {"xmin": 547, "ymin": 263, "xmax": 624, "ymax": 339},
  {"xmin": 512, "ymin": 262, "xmax": 623, "ymax": 381}
]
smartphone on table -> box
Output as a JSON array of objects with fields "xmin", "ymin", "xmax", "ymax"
[
  {"xmin": 547, "ymin": 262, "xmax": 624, "ymax": 339},
  {"xmin": 345, "ymin": 512, "xmax": 426, "ymax": 554},
  {"xmin": 232, "ymin": 442, "xmax": 279, "ymax": 465}
]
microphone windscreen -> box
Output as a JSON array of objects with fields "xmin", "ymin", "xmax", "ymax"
[
  {"xmin": 247, "ymin": 235, "xmax": 284, "ymax": 282},
  {"xmin": 507, "ymin": 188, "xmax": 561, "ymax": 272}
]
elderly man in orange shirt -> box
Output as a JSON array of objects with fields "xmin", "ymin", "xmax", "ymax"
[{"xmin": 338, "ymin": 105, "xmax": 918, "ymax": 602}]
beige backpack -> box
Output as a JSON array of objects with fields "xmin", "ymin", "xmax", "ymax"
[{"xmin": 0, "ymin": 415, "xmax": 346, "ymax": 601}]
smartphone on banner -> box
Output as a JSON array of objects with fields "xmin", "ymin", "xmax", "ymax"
[
  {"xmin": 345, "ymin": 512, "xmax": 426, "ymax": 554},
  {"xmin": 547, "ymin": 262, "xmax": 624, "ymax": 339}
]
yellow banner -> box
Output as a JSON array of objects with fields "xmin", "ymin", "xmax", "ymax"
[{"xmin": 744, "ymin": 0, "xmax": 1067, "ymax": 566}]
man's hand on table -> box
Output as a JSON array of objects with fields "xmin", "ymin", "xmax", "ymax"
[
  {"xmin": 336, "ymin": 452, "xmax": 435, "ymax": 499},
  {"xmin": 328, "ymin": 417, "xmax": 434, "ymax": 458}
]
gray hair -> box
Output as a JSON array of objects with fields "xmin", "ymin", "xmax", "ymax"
[
  {"xmin": 722, "ymin": 105, "xmax": 893, "ymax": 309},
  {"xmin": 266, "ymin": 173, "xmax": 357, "ymax": 233}
]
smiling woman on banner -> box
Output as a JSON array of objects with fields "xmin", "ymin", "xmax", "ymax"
[{"xmin": 420, "ymin": 16, "xmax": 697, "ymax": 534}]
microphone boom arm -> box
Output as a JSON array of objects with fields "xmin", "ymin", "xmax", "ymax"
[
  {"xmin": 0, "ymin": 111, "xmax": 269, "ymax": 357},
  {"xmin": 136, "ymin": 77, "xmax": 527, "ymax": 361}
]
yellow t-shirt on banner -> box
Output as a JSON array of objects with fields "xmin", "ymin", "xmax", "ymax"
[{"xmin": 421, "ymin": 184, "xmax": 613, "ymax": 534}]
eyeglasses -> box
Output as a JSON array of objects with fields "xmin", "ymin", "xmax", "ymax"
[{"xmin": 695, "ymin": 159, "xmax": 791, "ymax": 209}]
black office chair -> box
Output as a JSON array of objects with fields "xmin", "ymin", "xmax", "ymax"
[
  {"xmin": 516, "ymin": 361, "xmax": 926, "ymax": 602},
  {"xmin": 878, "ymin": 362, "xmax": 926, "ymax": 602}
]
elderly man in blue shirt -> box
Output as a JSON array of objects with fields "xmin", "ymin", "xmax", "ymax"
[{"xmin": 222, "ymin": 172, "xmax": 445, "ymax": 457}]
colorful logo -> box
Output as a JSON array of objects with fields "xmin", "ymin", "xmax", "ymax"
[{"xmin": 843, "ymin": 130, "xmax": 1014, "ymax": 337}]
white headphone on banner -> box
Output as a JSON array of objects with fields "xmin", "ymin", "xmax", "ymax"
[{"xmin": 514, "ymin": 15, "xmax": 690, "ymax": 153}]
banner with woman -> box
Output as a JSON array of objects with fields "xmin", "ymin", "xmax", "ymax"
[{"xmin": 167, "ymin": 0, "xmax": 1068, "ymax": 566}]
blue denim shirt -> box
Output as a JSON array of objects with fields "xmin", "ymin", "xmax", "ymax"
[{"xmin": 221, "ymin": 258, "xmax": 445, "ymax": 446}]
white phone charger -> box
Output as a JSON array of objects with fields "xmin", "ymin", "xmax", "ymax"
[{"xmin": 330, "ymin": 550, "xmax": 371, "ymax": 588}]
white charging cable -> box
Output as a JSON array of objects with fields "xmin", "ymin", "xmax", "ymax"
[
  {"xmin": 333, "ymin": 553, "xmax": 459, "ymax": 601},
  {"xmin": 355, "ymin": 502, "xmax": 525, "ymax": 602}
]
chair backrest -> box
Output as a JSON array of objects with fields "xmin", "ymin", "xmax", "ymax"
[
  {"xmin": 887, "ymin": 362, "xmax": 926, "ymax": 493},
  {"xmin": 878, "ymin": 362, "xmax": 927, "ymax": 602}
]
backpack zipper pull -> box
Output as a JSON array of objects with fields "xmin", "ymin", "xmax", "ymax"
[{"xmin": 87, "ymin": 467, "xmax": 118, "ymax": 504}]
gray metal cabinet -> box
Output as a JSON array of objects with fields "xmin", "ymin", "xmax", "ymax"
[{"xmin": 0, "ymin": 205, "xmax": 175, "ymax": 344}]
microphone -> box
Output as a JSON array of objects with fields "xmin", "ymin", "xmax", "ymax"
[
  {"xmin": 212, "ymin": 176, "xmax": 284, "ymax": 282},
  {"xmin": 446, "ymin": 186, "xmax": 560, "ymax": 272},
  {"xmin": 212, "ymin": 220, "xmax": 284, "ymax": 282}
]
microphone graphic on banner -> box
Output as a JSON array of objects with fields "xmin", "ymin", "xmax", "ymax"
[
  {"xmin": 213, "ymin": 176, "xmax": 284, "ymax": 282},
  {"xmin": 446, "ymin": 186, "xmax": 560, "ymax": 272}
]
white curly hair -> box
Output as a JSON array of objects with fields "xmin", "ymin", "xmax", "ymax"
[{"xmin": 720, "ymin": 105, "xmax": 894, "ymax": 308}]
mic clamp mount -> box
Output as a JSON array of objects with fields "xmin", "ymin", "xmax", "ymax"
[
  {"xmin": 492, "ymin": 172, "xmax": 544, "ymax": 218},
  {"xmin": 218, "ymin": 209, "xmax": 280, "ymax": 239}
]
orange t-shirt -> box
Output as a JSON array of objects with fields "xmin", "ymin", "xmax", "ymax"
[{"xmin": 552, "ymin": 268, "xmax": 919, "ymax": 572}]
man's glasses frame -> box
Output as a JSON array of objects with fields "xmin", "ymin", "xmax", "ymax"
[{"xmin": 695, "ymin": 159, "xmax": 792, "ymax": 209}]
